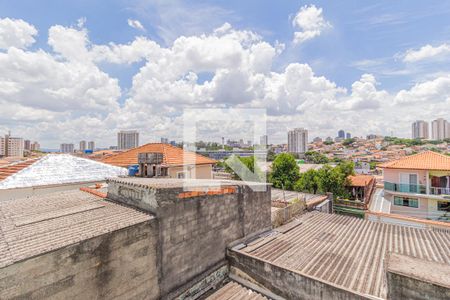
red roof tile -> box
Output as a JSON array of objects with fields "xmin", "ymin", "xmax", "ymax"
[
  {"xmin": 380, "ymin": 151, "xmax": 450, "ymax": 171},
  {"xmin": 347, "ymin": 175, "xmax": 375, "ymax": 187},
  {"xmin": 100, "ymin": 143, "xmax": 216, "ymax": 167},
  {"xmin": 0, "ymin": 159, "xmax": 39, "ymax": 180}
]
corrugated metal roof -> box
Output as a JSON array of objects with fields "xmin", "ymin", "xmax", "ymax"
[
  {"xmin": 0, "ymin": 189, "xmax": 152, "ymax": 268},
  {"xmin": 206, "ymin": 281, "xmax": 268, "ymax": 300},
  {"xmin": 0, "ymin": 154, "xmax": 128, "ymax": 190},
  {"xmin": 236, "ymin": 212, "xmax": 450, "ymax": 299}
]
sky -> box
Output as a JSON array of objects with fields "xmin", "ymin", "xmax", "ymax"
[{"xmin": 0, "ymin": 0, "xmax": 449, "ymax": 148}]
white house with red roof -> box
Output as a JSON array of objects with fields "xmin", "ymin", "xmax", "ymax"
[{"xmin": 380, "ymin": 151, "xmax": 450, "ymax": 221}]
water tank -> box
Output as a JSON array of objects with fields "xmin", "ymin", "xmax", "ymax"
[{"xmin": 128, "ymin": 165, "xmax": 139, "ymax": 176}]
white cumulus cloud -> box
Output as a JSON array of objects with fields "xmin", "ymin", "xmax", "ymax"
[
  {"xmin": 0, "ymin": 18, "xmax": 448, "ymax": 147},
  {"xmin": 127, "ymin": 19, "xmax": 145, "ymax": 31},
  {"xmin": 403, "ymin": 43, "xmax": 450, "ymax": 63},
  {"xmin": 0, "ymin": 17, "xmax": 37, "ymax": 49},
  {"xmin": 292, "ymin": 5, "xmax": 331, "ymax": 44}
]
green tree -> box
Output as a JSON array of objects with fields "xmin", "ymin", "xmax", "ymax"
[
  {"xmin": 267, "ymin": 149, "xmax": 276, "ymax": 161},
  {"xmin": 224, "ymin": 155, "xmax": 262, "ymax": 181},
  {"xmin": 304, "ymin": 151, "xmax": 330, "ymax": 164},
  {"xmin": 342, "ymin": 138, "xmax": 356, "ymax": 146},
  {"xmin": 336, "ymin": 161, "xmax": 355, "ymax": 177},
  {"xmin": 295, "ymin": 169, "xmax": 320, "ymax": 194},
  {"xmin": 269, "ymin": 153, "xmax": 299, "ymax": 190},
  {"xmin": 317, "ymin": 165, "xmax": 348, "ymax": 198}
]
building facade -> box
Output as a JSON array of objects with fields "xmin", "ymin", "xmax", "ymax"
[
  {"xmin": 30, "ymin": 142, "xmax": 40, "ymax": 151},
  {"xmin": 260, "ymin": 135, "xmax": 268, "ymax": 146},
  {"xmin": 118, "ymin": 130, "xmax": 139, "ymax": 150},
  {"xmin": 431, "ymin": 118, "xmax": 449, "ymax": 140},
  {"xmin": 24, "ymin": 140, "xmax": 31, "ymax": 151},
  {"xmin": 382, "ymin": 151, "xmax": 450, "ymax": 220},
  {"xmin": 288, "ymin": 128, "xmax": 308, "ymax": 155},
  {"xmin": 60, "ymin": 143, "xmax": 74, "ymax": 153},
  {"xmin": 87, "ymin": 141, "xmax": 95, "ymax": 151},
  {"xmin": 79, "ymin": 140, "xmax": 87, "ymax": 152},
  {"xmin": 338, "ymin": 130, "xmax": 345, "ymax": 139},
  {"xmin": 0, "ymin": 134, "xmax": 24, "ymax": 157},
  {"xmin": 411, "ymin": 120, "xmax": 429, "ymax": 139}
]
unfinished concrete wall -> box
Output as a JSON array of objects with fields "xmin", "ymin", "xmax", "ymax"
[
  {"xmin": 386, "ymin": 253, "xmax": 450, "ymax": 300},
  {"xmin": 107, "ymin": 178, "xmax": 272, "ymax": 299},
  {"xmin": 228, "ymin": 249, "xmax": 372, "ymax": 300},
  {"xmin": 0, "ymin": 221, "xmax": 160, "ymax": 300},
  {"xmin": 154, "ymin": 184, "xmax": 272, "ymax": 299}
]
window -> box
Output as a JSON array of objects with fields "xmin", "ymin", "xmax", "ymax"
[
  {"xmin": 394, "ymin": 196, "xmax": 419, "ymax": 208},
  {"xmin": 437, "ymin": 201, "xmax": 450, "ymax": 212},
  {"xmin": 177, "ymin": 171, "xmax": 186, "ymax": 179}
]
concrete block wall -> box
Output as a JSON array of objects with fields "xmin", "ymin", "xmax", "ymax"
[
  {"xmin": 386, "ymin": 253, "xmax": 450, "ymax": 300},
  {"xmin": 107, "ymin": 179, "xmax": 272, "ymax": 299},
  {"xmin": 152, "ymin": 184, "xmax": 272, "ymax": 299},
  {"xmin": 0, "ymin": 221, "xmax": 160, "ymax": 300}
]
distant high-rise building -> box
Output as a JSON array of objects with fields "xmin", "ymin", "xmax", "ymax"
[
  {"xmin": 0, "ymin": 134, "xmax": 24, "ymax": 157},
  {"xmin": 79, "ymin": 140, "xmax": 87, "ymax": 152},
  {"xmin": 161, "ymin": 137, "xmax": 169, "ymax": 144},
  {"xmin": 288, "ymin": 128, "xmax": 308, "ymax": 155},
  {"xmin": 338, "ymin": 130, "xmax": 345, "ymax": 139},
  {"xmin": 24, "ymin": 140, "xmax": 31, "ymax": 151},
  {"xmin": 325, "ymin": 137, "xmax": 333, "ymax": 143},
  {"xmin": 117, "ymin": 130, "xmax": 139, "ymax": 150},
  {"xmin": 60, "ymin": 143, "xmax": 74, "ymax": 153},
  {"xmin": 431, "ymin": 118, "xmax": 449, "ymax": 140},
  {"xmin": 260, "ymin": 135, "xmax": 268, "ymax": 146},
  {"xmin": 412, "ymin": 120, "xmax": 429, "ymax": 139},
  {"xmin": 313, "ymin": 137, "xmax": 322, "ymax": 143},
  {"xmin": 30, "ymin": 141, "xmax": 40, "ymax": 151},
  {"xmin": 88, "ymin": 141, "xmax": 95, "ymax": 151},
  {"xmin": 346, "ymin": 132, "xmax": 351, "ymax": 139}
]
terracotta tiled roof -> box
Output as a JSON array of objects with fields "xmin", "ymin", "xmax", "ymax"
[
  {"xmin": 0, "ymin": 159, "xmax": 39, "ymax": 181},
  {"xmin": 380, "ymin": 151, "xmax": 450, "ymax": 171},
  {"xmin": 347, "ymin": 175, "xmax": 375, "ymax": 187},
  {"xmin": 100, "ymin": 143, "xmax": 216, "ymax": 167}
]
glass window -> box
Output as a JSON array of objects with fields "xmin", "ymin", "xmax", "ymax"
[
  {"xmin": 393, "ymin": 196, "xmax": 418, "ymax": 208},
  {"xmin": 437, "ymin": 201, "xmax": 450, "ymax": 212}
]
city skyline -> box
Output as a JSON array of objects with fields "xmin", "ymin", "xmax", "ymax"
[{"xmin": 1, "ymin": 1, "xmax": 450, "ymax": 148}]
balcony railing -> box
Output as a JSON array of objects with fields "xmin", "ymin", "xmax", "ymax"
[
  {"xmin": 430, "ymin": 187, "xmax": 450, "ymax": 195},
  {"xmin": 384, "ymin": 182, "xmax": 427, "ymax": 194}
]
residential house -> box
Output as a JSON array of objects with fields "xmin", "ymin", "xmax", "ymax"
[
  {"xmin": 101, "ymin": 143, "xmax": 216, "ymax": 179},
  {"xmin": 381, "ymin": 151, "xmax": 450, "ymax": 220}
]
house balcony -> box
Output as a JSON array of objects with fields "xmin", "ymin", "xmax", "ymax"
[
  {"xmin": 384, "ymin": 182, "xmax": 450, "ymax": 196},
  {"xmin": 429, "ymin": 186, "xmax": 450, "ymax": 195},
  {"xmin": 384, "ymin": 182, "xmax": 427, "ymax": 195}
]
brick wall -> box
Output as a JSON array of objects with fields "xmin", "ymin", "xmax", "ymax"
[{"xmin": 0, "ymin": 221, "xmax": 160, "ymax": 300}]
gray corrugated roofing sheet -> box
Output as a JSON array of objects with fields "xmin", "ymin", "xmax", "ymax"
[
  {"xmin": 206, "ymin": 281, "xmax": 268, "ymax": 300},
  {"xmin": 0, "ymin": 154, "xmax": 128, "ymax": 190},
  {"xmin": 0, "ymin": 189, "xmax": 152, "ymax": 268},
  {"xmin": 236, "ymin": 212, "xmax": 450, "ymax": 299}
]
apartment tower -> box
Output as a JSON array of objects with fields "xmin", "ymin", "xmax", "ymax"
[
  {"xmin": 117, "ymin": 130, "xmax": 139, "ymax": 150},
  {"xmin": 411, "ymin": 120, "xmax": 429, "ymax": 139},
  {"xmin": 288, "ymin": 128, "xmax": 308, "ymax": 155}
]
